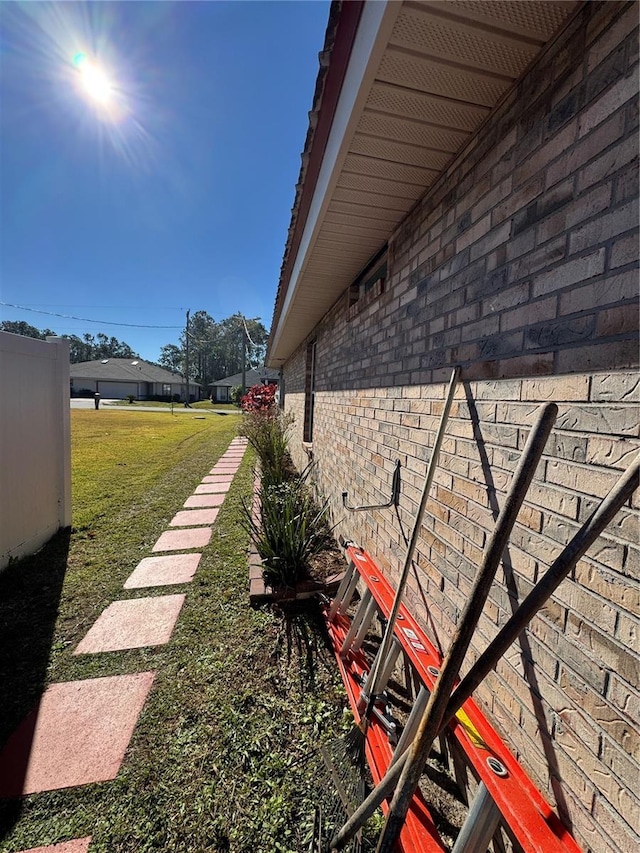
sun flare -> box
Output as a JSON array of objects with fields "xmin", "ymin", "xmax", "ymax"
[
  {"xmin": 73, "ymin": 52, "xmax": 113, "ymax": 106},
  {"xmin": 81, "ymin": 63, "xmax": 112, "ymax": 103}
]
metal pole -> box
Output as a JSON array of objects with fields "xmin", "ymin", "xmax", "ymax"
[{"xmin": 330, "ymin": 450, "xmax": 639, "ymax": 852}]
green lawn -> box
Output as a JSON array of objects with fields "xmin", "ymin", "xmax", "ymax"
[{"xmin": 0, "ymin": 410, "xmax": 349, "ymax": 852}]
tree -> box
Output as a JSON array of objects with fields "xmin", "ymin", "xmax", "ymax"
[
  {"xmin": 159, "ymin": 343, "xmax": 184, "ymax": 374},
  {"xmin": 64, "ymin": 335, "xmax": 94, "ymax": 363},
  {"xmin": 164, "ymin": 311, "xmax": 269, "ymax": 388},
  {"xmin": 0, "ymin": 320, "xmax": 56, "ymax": 339},
  {"xmin": 183, "ymin": 310, "xmax": 217, "ymax": 385},
  {"xmin": 0, "ymin": 320, "xmax": 139, "ymax": 362},
  {"xmin": 91, "ymin": 333, "xmax": 137, "ymax": 360},
  {"xmin": 62, "ymin": 332, "xmax": 138, "ymax": 363}
]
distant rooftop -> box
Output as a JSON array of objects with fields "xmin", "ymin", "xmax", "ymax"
[{"xmin": 70, "ymin": 358, "xmax": 199, "ymax": 385}]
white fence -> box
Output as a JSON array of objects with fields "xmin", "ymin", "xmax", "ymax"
[{"xmin": 0, "ymin": 332, "xmax": 71, "ymax": 569}]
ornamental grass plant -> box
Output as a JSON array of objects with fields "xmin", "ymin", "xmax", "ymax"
[
  {"xmin": 239, "ymin": 387, "xmax": 294, "ymax": 487},
  {"xmin": 240, "ymin": 410, "xmax": 294, "ymax": 488},
  {"xmin": 240, "ymin": 396, "xmax": 333, "ymax": 587},
  {"xmin": 245, "ymin": 464, "xmax": 332, "ymax": 587}
]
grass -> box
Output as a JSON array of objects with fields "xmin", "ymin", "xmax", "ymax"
[{"xmin": 0, "ymin": 410, "xmax": 352, "ymax": 852}]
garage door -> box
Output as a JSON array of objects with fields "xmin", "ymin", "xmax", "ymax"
[{"xmin": 97, "ymin": 382, "xmax": 138, "ymax": 399}]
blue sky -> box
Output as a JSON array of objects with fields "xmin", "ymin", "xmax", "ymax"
[{"xmin": 0, "ymin": 0, "xmax": 330, "ymax": 361}]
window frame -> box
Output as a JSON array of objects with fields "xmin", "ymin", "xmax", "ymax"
[
  {"xmin": 303, "ymin": 340, "xmax": 316, "ymax": 444},
  {"xmin": 347, "ymin": 244, "xmax": 388, "ymax": 320}
]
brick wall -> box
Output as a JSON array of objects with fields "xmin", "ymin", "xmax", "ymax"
[{"xmin": 281, "ymin": 3, "xmax": 639, "ymax": 851}]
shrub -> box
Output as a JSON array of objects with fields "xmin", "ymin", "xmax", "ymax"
[
  {"xmin": 244, "ymin": 465, "xmax": 332, "ymax": 587},
  {"xmin": 230, "ymin": 385, "xmax": 243, "ymax": 407},
  {"xmin": 240, "ymin": 409, "xmax": 294, "ymax": 487},
  {"xmin": 240, "ymin": 382, "xmax": 278, "ymax": 412},
  {"xmin": 126, "ymin": 394, "xmax": 136, "ymax": 404}
]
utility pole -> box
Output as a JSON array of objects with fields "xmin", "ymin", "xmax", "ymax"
[
  {"xmin": 184, "ymin": 309, "xmax": 191, "ymax": 406},
  {"xmin": 240, "ymin": 314, "xmax": 247, "ymax": 397}
]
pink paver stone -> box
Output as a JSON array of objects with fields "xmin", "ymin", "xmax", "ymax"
[
  {"xmin": 184, "ymin": 493, "xmax": 225, "ymax": 508},
  {"xmin": 195, "ymin": 481, "xmax": 231, "ymax": 494},
  {"xmin": 211, "ymin": 463, "xmax": 239, "ymax": 471},
  {"xmin": 0, "ymin": 673, "xmax": 155, "ymax": 796},
  {"xmin": 74, "ymin": 595, "xmax": 186, "ymax": 654},
  {"xmin": 17, "ymin": 838, "xmax": 92, "ymax": 853},
  {"xmin": 153, "ymin": 528, "xmax": 211, "ymax": 551},
  {"xmin": 204, "ymin": 473, "xmax": 234, "ymax": 482},
  {"xmin": 124, "ymin": 553, "xmax": 202, "ymax": 588},
  {"xmin": 170, "ymin": 508, "xmax": 219, "ymax": 527}
]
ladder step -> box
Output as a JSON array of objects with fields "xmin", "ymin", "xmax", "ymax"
[
  {"xmin": 451, "ymin": 781, "xmax": 500, "ymax": 853},
  {"xmin": 351, "ymin": 596, "xmax": 379, "ymax": 653},
  {"xmin": 340, "ymin": 589, "xmax": 373, "ymax": 656},
  {"xmin": 328, "ymin": 560, "xmax": 357, "ymax": 620},
  {"xmin": 391, "ymin": 684, "xmax": 430, "ymax": 766},
  {"xmin": 359, "ymin": 636, "xmax": 403, "ymax": 711}
]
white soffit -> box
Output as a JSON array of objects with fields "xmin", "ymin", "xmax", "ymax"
[{"xmin": 269, "ymin": 0, "xmax": 579, "ymax": 366}]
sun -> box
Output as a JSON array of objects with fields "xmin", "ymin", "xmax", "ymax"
[{"xmin": 73, "ymin": 52, "xmax": 113, "ymax": 106}]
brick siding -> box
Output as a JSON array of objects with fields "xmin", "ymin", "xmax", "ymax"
[{"xmin": 280, "ymin": 3, "xmax": 639, "ymax": 851}]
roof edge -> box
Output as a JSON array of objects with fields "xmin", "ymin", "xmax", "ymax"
[{"xmin": 267, "ymin": 0, "xmax": 364, "ymax": 362}]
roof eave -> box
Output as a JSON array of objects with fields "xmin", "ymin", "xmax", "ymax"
[
  {"xmin": 267, "ymin": 0, "xmax": 580, "ymax": 367},
  {"xmin": 267, "ymin": 0, "xmax": 371, "ymax": 366}
]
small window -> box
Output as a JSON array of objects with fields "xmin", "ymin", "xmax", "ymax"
[
  {"xmin": 303, "ymin": 341, "xmax": 316, "ymax": 444},
  {"xmin": 347, "ymin": 245, "xmax": 387, "ymax": 320},
  {"xmin": 162, "ymin": 384, "xmax": 171, "ymax": 396}
]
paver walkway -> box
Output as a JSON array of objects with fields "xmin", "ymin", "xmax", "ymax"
[
  {"xmin": 17, "ymin": 839, "xmax": 92, "ymax": 853},
  {"xmin": 0, "ymin": 438, "xmax": 248, "ymax": 852},
  {"xmin": 73, "ymin": 595, "xmax": 186, "ymax": 654}
]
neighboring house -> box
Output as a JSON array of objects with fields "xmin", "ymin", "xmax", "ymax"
[
  {"xmin": 69, "ymin": 358, "xmax": 200, "ymax": 401},
  {"xmin": 267, "ymin": 3, "xmax": 639, "ymax": 852},
  {"xmin": 209, "ymin": 367, "xmax": 279, "ymax": 402}
]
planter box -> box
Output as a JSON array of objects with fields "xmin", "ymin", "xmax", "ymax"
[
  {"xmin": 247, "ymin": 474, "xmax": 345, "ymax": 605},
  {"xmin": 249, "ymin": 554, "xmax": 345, "ymax": 605}
]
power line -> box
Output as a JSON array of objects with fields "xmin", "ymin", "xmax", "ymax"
[
  {"xmin": 242, "ymin": 315, "xmax": 258, "ymax": 349},
  {"xmin": 0, "ymin": 302, "xmax": 183, "ymax": 329},
  {"xmin": 9, "ymin": 304, "xmax": 185, "ymax": 310}
]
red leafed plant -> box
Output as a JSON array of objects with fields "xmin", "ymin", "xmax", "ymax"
[{"xmin": 240, "ymin": 383, "xmax": 278, "ymax": 412}]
